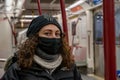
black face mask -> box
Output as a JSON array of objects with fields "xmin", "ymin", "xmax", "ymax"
[{"xmin": 37, "ymin": 37, "xmax": 62, "ymax": 55}]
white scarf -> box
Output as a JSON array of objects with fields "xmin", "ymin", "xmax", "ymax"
[{"xmin": 34, "ymin": 54, "xmax": 62, "ymax": 69}]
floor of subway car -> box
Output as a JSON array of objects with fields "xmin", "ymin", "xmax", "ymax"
[
  {"xmin": 82, "ymin": 74, "xmax": 120, "ymax": 80},
  {"xmin": 81, "ymin": 74, "xmax": 104, "ymax": 80}
]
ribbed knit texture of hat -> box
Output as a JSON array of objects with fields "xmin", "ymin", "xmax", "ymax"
[{"xmin": 26, "ymin": 14, "xmax": 62, "ymax": 37}]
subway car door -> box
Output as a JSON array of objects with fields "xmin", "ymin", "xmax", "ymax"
[
  {"xmin": 94, "ymin": 11, "xmax": 104, "ymax": 77},
  {"xmin": 115, "ymin": 5, "xmax": 120, "ymax": 76}
]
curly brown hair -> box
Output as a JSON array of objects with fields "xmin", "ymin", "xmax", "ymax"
[{"xmin": 17, "ymin": 34, "xmax": 74, "ymax": 69}]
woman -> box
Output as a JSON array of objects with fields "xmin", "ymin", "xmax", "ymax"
[{"xmin": 1, "ymin": 14, "xmax": 82, "ymax": 80}]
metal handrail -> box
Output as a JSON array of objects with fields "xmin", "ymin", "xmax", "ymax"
[{"xmin": 0, "ymin": 58, "xmax": 7, "ymax": 62}]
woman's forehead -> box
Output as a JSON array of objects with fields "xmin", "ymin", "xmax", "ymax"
[{"xmin": 39, "ymin": 24, "xmax": 60, "ymax": 31}]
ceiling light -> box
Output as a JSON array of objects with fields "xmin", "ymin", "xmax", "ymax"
[
  {"xmin": 20, "ymin": 19, "xmax": 32, "ymax": 22},
  {"xmin": 5, "ymin": 0, "xmax": 15, "ymax": 11},
  {"xmin": 21, "ymin": 15, "xmax": 39, "ymax": 18}
]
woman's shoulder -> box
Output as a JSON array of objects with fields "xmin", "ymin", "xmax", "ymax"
[
  {"xmin": 1, "ymin": 62, "xmax": 20, "ymax": 80},
  {"xmin": 5, "ymin": 62, "xmax": 20, "ymax": 72},
  {"xmin": 4, "ymin": 52, "xmax": 18, "ymax": 71}
]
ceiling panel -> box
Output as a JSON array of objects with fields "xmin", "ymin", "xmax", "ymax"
[
  {"xmin": 15, "ymin": 0, "xmax": 78, "ymax": 29},
  {"xmin": 31, "ymin": 0, "xmax": 52, "ymax": 3},
  {"xmin": 31, "ymin": 0, "xmax": 77, "ymax": 4},
  {"xmin": 55, "ymin": 0, "xmax": 76, "ymax": 4}
]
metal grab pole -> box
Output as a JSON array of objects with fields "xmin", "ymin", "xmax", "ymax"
[
  {"xmin": 103, "ymin": 0, "xmax": 117, "ymax": 80},
  {"xmin": 37, "ymin": 0, "xmax": 42, "ymax": 15},
  {"xmin": 59, "ymin": 0, "xmax": 69, "ymax": 42}
]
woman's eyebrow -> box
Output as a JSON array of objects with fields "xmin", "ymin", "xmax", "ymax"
[
  {"xmin": 56, "ymin": 30, "xmax": 60, "ymax": 32},
  {"xmin": 43, "ymin": 29, "xmax": 52, "ymax": 32}
]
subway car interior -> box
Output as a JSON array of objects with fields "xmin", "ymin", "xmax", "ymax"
[{"xmin": 0, "ymin": 0, "xmax": 120, "ymax": 80}]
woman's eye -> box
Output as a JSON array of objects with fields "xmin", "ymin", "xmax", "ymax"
[
  {"xmin": 44, "ymin": 32, "xmax": 51, "ymax": 36},
  {"xmin": 56, "ymin": 33, "xmax": 61, "ymax": 37}
]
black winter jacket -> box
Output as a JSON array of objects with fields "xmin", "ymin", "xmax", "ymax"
[{"xmin": 1, "ymin": 62, "xmax": 82, "ymax": 80}]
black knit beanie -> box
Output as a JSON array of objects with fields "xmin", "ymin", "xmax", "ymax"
[{"xmin": 26, "ymin": 14, "xmax": 62, "ymax": 37}]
